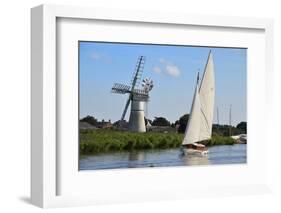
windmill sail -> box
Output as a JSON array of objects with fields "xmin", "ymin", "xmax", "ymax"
[
  {"xmin": 182, "ymin": 51, "xmax": 215, "ymax": 145},
  {"xmin": 111, "ymin": 56, "xmax": 154, "ymax": 132}
]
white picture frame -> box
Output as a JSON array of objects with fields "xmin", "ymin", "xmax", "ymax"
[{"xmin": 31, "ymin": 4, "xmax": 274, "ymax": 208}]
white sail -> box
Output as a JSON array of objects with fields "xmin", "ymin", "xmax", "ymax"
[
  {"xmin": 199, "ymin": 52, "xmax": 215, "ymax": 141},
  {"xmin": 182, "ymin": 81, "xmax": 201, "ymax": 145},
  {"xmin": 182, "ymin": 51, "xmax": 215, "ymax": 145}
]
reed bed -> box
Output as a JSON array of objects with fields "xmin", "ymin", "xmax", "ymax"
[{"xmin": 80, "ymin": 129, "xmax": 235, "ymax": 154}]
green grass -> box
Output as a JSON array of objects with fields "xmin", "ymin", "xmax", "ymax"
[{"xmin": 79, "ymin": 129, "xmax": 235, "ymax": 154}]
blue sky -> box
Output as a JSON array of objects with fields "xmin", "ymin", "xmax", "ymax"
[{"xmin": 79, "ymin": 41, "xmax": 246, "ymax": 126}]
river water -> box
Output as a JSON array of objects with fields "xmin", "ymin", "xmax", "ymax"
[{"xmin": 79, "ymin": 144, "xmax": 247, "ymax": 170}]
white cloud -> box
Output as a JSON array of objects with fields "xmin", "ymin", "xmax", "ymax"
[
  {"xmin": 154, "ymin": 58, "xmax": 181, "ymax": 77},
  {"xmin": 159, "ymin": 58, "xmax": 166, "ymax": 64},
  {"xmin": 165, "ymin": 65, "xmax": 180, "ymax": 77},
  {"xmin": 152, "ymin": 66, "xmax": 161, "ymax": 73},
  {"xmin": 90, "ymin": 52, "xmax": 112, "ymax": 64},
  {"xmin": 91, "ymin": 52, "xmax": 101, "ymax": 60}
]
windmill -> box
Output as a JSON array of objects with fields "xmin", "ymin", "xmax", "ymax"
[
  {"xmin": 141, "ymin": 77, "xmax": 154, "ymax": 126},
  {"xmin": 111, "ymin": 56, "xmax": 154, "ymax": 132}
]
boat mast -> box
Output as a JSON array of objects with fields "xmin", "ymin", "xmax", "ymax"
[
  {"xmin": 217, "ymin": 106, "xmax": 219, "ymax": 125},
  {"xmin": 217, "ymin": 106, "xmax": 220, "ymax": 132},
  {"xmin": 229, "ymin": 104, "xmax": 232, "ymax": 136},
  {"xmin": 197, "ymin": 70, "xmax": 200, "ymax": 84}
]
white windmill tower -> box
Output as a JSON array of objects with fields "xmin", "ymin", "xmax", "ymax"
[
  {"xmin": 141, "ymin": 77, "xmax": 154, "ymax": 127},
  {"xmin": 111, "ymin": 56, "xmax": 154, "ymax": 132}
]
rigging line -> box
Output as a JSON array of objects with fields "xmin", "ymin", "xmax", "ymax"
[
  {"xmin": 200, "ymin": 107, "xmax": 210, "ymax": 132},
  {"xmin": 199, "ymin": 50, "xmax": 212, "ymax": 92}
]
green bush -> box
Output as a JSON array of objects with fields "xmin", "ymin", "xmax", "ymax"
[{"xmin": 201, "ymin": 135, "xmax": 235, "ymax": 146}]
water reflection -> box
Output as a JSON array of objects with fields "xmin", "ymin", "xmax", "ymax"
[
  {"xmin": 128, "ymin": 151, "xmax": 145, "ymax": 161},
  {"xmin": 128, "ymin": 151, "xmax": 145, "ymax": 168},
  {"xmin": 79, "ymin": 144, "xmax": 246, "ymax": 170},
  {"xmin": 180, "ymin": 153, "xmax": 210, "ymax": 166}
]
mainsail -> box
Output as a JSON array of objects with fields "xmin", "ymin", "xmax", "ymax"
[{"xmin": 182, "ymin": 51, "xmax": 215, "ymax": 145}]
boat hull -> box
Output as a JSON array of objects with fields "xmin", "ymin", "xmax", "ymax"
[
  {"xmin": 182, "ymin": 148, "xmax": 209, "ymax": 155},
  {"xmin": 182, "ymin": 143, "xmax": 209, "ymax": 155}
]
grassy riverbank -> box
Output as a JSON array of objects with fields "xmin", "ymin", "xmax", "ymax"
[{"xmin": 80, "ymin": 129, "xmax": 235, "ymax": 154}]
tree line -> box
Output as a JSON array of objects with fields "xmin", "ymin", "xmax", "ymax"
[{"xmin": 80, "ymin": 114, "xmax": 247, "ymax": 135}]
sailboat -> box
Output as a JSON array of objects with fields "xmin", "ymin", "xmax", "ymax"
[{"xmin": 182, "ymin": 51, "xmax": 215, "ymax": 155}]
